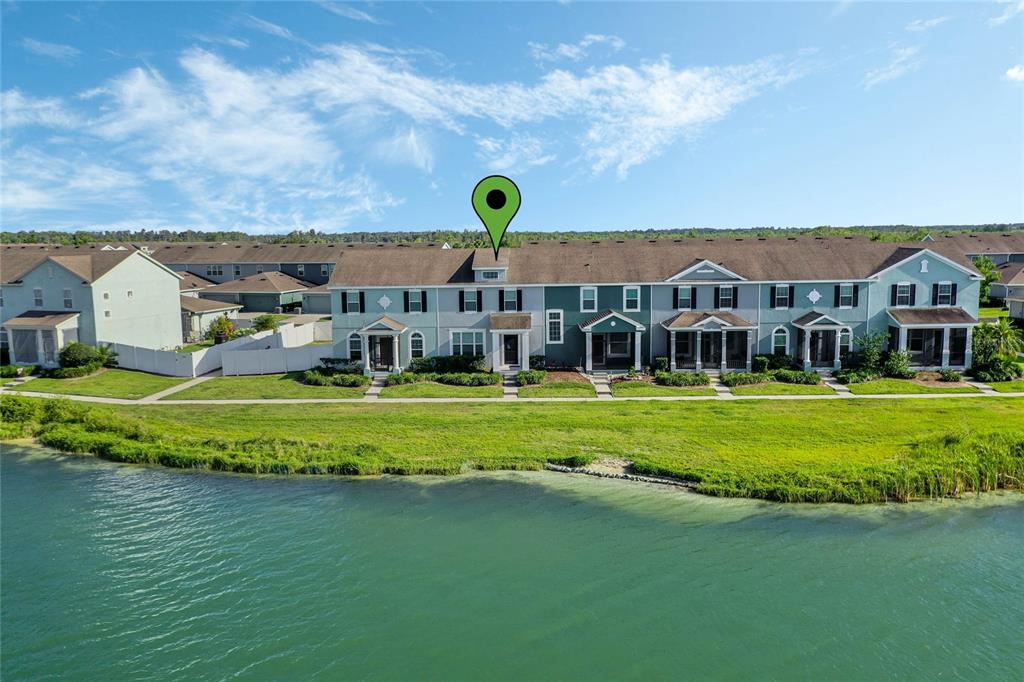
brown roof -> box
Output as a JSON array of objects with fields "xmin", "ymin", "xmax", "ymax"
[
  {"xmin": 146, "ymin": 241, "xmax": 446, "ymax": 265},
  {"xmin": 303, "ymin": 284, "xmax": 331, "ymax": 294},
  {"xmin": 473, "ymin": 248, "xmax": 509, "ymax": 268},
  {"xmin": 661, "ymin": 311, "xmax": 755, "ymax": 329},
  {"xmin": 201, "ymin": 271, "xmax": 312, "ymax": 294},
  {"xmin": 179, "ymin": 295, "xmax": 242, "ymax": 313},
  {"xmin": 887, "ymin": 307, "xmax": 978, "ymax": 326},
  {"xmin": 327, "ymin": 237, "xmax": 981, "ymax": 286},
  {"xmin": 996, "ymin": 261, "xmax": 1024, "ymax": 286},
  {"xmin": 2, "ymin": 310, "xmax": 80, "ymax": 328},
  {"xmin": 1, "ymin": 245, "xmax": 137, "ymax": 283},
  {"xmin": 358, "ymin": 316, "xmax": 407, "ymax": 333},
  {"xmin": 927, "ymin": 232, "xmax": 1024, "ymax": 256},
  {"xmin": 489, "ymin": 313, "xmax": 532, "ymax": 330},
  {"xmin": 179, "ymin": 272, "xmax": 217, "ymax": 291}
]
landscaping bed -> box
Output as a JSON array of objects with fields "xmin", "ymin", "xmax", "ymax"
[
  {"xmin": 730, "ymin": 383, "xmax": 836, "ymax": 396},
  {"xmin": 165, "ymin": 372, "xmax": 368, "ymax": 400},
  {"xmin": 6, "ymin": 369, "xmax": 188, "ymax": 400},
  {"xmin": 612, "ymin": 380, "xmax": 716, "ymax": 397},
  {"xmin": 845, "ymin": 379, "xmax": 980, "ymax": 395},
  {"xmin": 518, "ymin": 371, "xmax": 595, "ymax": 398}
]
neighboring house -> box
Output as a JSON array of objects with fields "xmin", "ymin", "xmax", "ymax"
[
  {"xmin": 180, "ymin": 296, "xmax": 242, "ymax": 343},
  {"xmin": 924, "ymin": 232, "xmax": 1024, "ymax": 265},
  {"xmin": 198, "ymin": 271, "xmax": 311, "ymax": 312},
  {"xmin": 991, "ymin": 261, "xmax": 1024, "ymax": 302},
  {"xmin": 328, "ymin": 238, "xmax": 983, "ymax": 374},
  {"xmin": 301, "ymin": 284, "xmax": 332, "ymax": 315},
  {"xmin": 1007, "ymin": 296, "xmax": 1024, "ymax": 323},
  {"xmin": 179, "ymin": 271, "xmax": 217, "ymax": 297},
  {"xmin": 1, "ymin": 245, "xmax": 182, "ymax": 366}
]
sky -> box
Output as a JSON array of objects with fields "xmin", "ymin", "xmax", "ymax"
[{"xmin": 1, "ymin": 1, "xmax": 1022, "ymax": 234}]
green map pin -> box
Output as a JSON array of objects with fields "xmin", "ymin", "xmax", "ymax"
[{"xmin": 472, "ymin": 175, "xmax": 521, "ymax": 259}]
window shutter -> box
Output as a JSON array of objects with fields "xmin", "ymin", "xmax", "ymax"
[
  {"xmin": 950, "ymin": 283, "xmax": 957, "ymax": 305},
  {"xmin": 788, "ymin": 285, "xmax": 795, "ymax": 308},
  {"xmin": 341, "ymin": 291, "xmax": 348, "ymax": 312},
  {"xmin": 458, "ymin": 290, "xmax": 465, "ymax": 313},
  {"xmin": 403, "ymin": 291, "xmax": 410, "ymax": 313},
  {"xmin": 890, "ymin": 284, "xmax": 898, "ymax": 306},
  {"xmin": 834, "ymin": 285, "xmax": 840, "ymax": 308},
  {"xmin": 478, "ymin": 290, "xmax": 483, "ymax": 311},
  {"xmin": 932, "ymin": 283, "xmax": 939, "ymax": 305},
  {"xmin": 853, "ymin": 285, "xmax": 860, "ymax": 307},
  {"xmin": 714, "ymin": 287, "xmax": 720, "ymax": 309},
  {"xmin": 498, "ymin": 292, "xmax": 505, "ymax": 312},
  {"xmin": 358, "ymin": 291, "xmax": 365, "ymax": 313},
  {"xmin": 770, "ymin": 285, "xmax": 777, "ymax": 308},
  {"xmin": 910, "ymin": 285, "xmax": 917, "ymax": 306},
  {"xmin": 421, "ymin": 291, "xmax": 428, "ymax": 313},
  {"xmin": 516, "ymin": 289, "xmax": 523, "ymax": 312},
  {"xmin": 673, "ymin": 287, "xmax": 679, "ymax": 308}
]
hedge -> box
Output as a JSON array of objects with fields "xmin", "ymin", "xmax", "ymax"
[
  {"xmin": 384, "ymin": 371, "xmax": 499, "ymax": 387},
  {"xmin": 516, "ymin": 369, "xmax": 546, "ymax": 386},
  {"xmin": 654, "ymin": 371, "xmax": 710, "ymax": 387}
]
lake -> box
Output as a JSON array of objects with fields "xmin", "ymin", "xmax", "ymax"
[{"xmin": 2, "ymin": 446, "xmax": 1022, "ymax": 680}]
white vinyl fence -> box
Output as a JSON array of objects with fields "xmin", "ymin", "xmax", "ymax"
[
  {"xmin": 104, "ymin": 328, "xmax": 280, "ymax": 378},
  {"xmin": 221, "ymin": 323, "xmax": 336, "ymax": 375}
]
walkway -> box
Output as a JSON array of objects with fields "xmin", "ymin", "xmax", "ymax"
[{"xmin": 139, "ymin": 373, "xmax": 216, "ymax": 403}]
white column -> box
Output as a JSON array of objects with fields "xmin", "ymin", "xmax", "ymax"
[
  {"xmin": 669, "ymin": 331, "xmax": 677, "ymax": 371},
  {"xmin": 802, "ymin": 330, "xmax": 811, "ymax": 371},
  {"xmin": 833, "ymin": 329, "xmax": 841, "ymax": 370},
  {"xmin": 720, "ymin": 330, "xmax": 728, "ymax": 372},
  {"xmin": 391, "ymin": 334, "xmax": 400, "ymax": 373},
  {"xmin": 585, "ymin": 331, "xmax": 593, "ymax": 373},
  {"xmin": 695, "ymin": 330, "xmax": 703, "ymax": 371},
  {"xmin": 965, "ymin": 326, "xmax": 973, "ymax": 369},
  {"xmin": 491, "ymin": 332, "xmax": 501, "ymax": 372},
  {"xmin": 361, "ymin": 334, "xmax": 371, "ymax": 375},
  {"xmin": 522, "ymin": 330, "xmax": 530, "ymax": 368},
  {"xmin": 898, "ymin": 327, "xmax": 907, "ymax": 352},
  {"xmin": 746, "ymin": 330, "xmax": 753, "ymax": 372},
  {"xmin": 941, "ymin": 327, "xmax": 950, "ymax": 368},
  {"xmin": 633, "ymin": 330, "xmax": 642, "ymax": 371},
  {"xmin": 36, "ymin": 330, "xmax": 45, "ymax": 366}
]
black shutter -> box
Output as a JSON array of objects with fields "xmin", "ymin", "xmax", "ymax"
[
  {"xmin": 950, "ymin": 283, "xmax": 958, "ymax": 305},
  {"xmin": 341, "ymin": 291, "xmax": 348, "ymax": 313},
  {"xmin": 498, "ymin": 291, "xmax": 505, "ymax": 312},
  {"xmin": 769, "ymin": 285, "xmax": 777, "ymax": 308},
  {"xmin": 478, "ymin": 289, "xmax": 484, "ymax": 312},
  {"xmin": 403, "ymin": 291, "xmax": 410, "ymax": 313},
  {"xmin": 458, "ymin": 290, "xmax": 465, "ymax": 313},
  {"xmin": 673, "ymin": 287, "xmax": 679, "ymax": 309},
  {"xmin": 890, "ymin": 284, "xmax": 898, "ymax": 306},
  {"xmin": 853, "ymin": 285, "xmax": 860, "ymax": 307},
  {"xmin": 932, "ymin": 283, "xmax": 939, "ymax": 305},
  {"xmin": 516, "ymin": 289, "xmax": 523, "ymax": 312},
  {"xmin": 910, "ymin": 285, "xmax": 917, "ymax": 306},
  {"xmin": 788, "ymin": 285, "xmax": 795, "ymax": 308},
  {"xmin": 714, "ymin": 287, "xmax": 720, "ymax": 309},
  {"xmin": 834, "ymin": 285, "xmax": 840, "ymax": 308},
  {"xmin": 358, "ymin": 291, "xmax": 365, "ymax": 313},
  {"xmin": 421, "ymin": 290, "xmax": 428, "ymax": 313}
]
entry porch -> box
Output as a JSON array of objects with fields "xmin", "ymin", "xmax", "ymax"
[
  {"xmin": 793, "ymin": 312, "xmax": 850, "ymax": 371},
  {"xmin": 661, "ymin": 311, "xmax": 755, "ymax": 372},
  {"xmin": 886, "ymin": 308, "xmax": 977, "ymax": 368},
  {"xmin": 357, "ymin": 316, "xmax": 407, "ymax": 375},
  {"xmin": 579, "ymin": 310, "xmax": 645, "ymax": 373},
  {"xmin": 2, "ymin": 311, "xmax": 80, "ymax": 368},
  {"xmin": 489, "ymin": 313, "xmax": 532, "ymax": 372}
]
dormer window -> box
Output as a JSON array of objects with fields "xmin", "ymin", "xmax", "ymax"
[{"xmin": 482, "ymin": 271, "xmax": 499, "ymax": 280}]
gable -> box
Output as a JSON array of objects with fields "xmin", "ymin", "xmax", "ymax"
[{"xmin": 666, "ymin": 259, "xmax": 745, "ymax": 282}]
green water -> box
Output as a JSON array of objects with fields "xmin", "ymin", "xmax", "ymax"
[{"xmin": 2, "ymin": 447, "xmax": 1023, "ymax": 680}]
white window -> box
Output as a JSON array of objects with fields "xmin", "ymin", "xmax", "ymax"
[
  {"xmin": 452, "ymin": 331, "xmax": 484, "ymax": 356},
  {"xmin": 896, "ymin": 282, "xmax": 912, "ymax": 307},
  {"xmin": 607, "ymin": 333, "xmax": 630, "ymax": 357},
  {"xmin": 839, "ymin": 328, "xmax": 853, "ymax": 355},
  {"xmin": 33, "ymin": 288, "xmax": 43, "ymax": 307},
  {"xmin": 463, "ymin": 289, "xmax": 479, "ymax": 313},
  {"xmin": 838, "ymin": 283, "xmax": 854, "ymax": 308},
  {"xmin": 580, "ymin": 287, "xmax": 597, "ymax": 312},
  {"xmin": 482, "ymin": 271, "xmax": 499, "ymax": 280},
  {"xmin": 104, "ymin": 310, "xmax": 111, "ymax": 318},
  {"xmin": 546, "ymin": 310, "xmax": 563, "ymax": 344},
  {"xmin": 297, "ymin": 264, "xmax": 305, "ymax": 277},
  {"xmin": 676, "ymin": 286, "xmax": 692, "ymax": 309},
  {"xmin": 623, "ymin": 286, "xmax": 640, "ymax": 312},
  {"xmin": 718, "ymin": 286, "xmax": 734, "ymax": 309},
  {"xmin": 410, "ymin": 332, "xmax": 424, "ymax": 358},
  {"xmin": 63, "ymin": 289, "xmax": 73, "ymax": 309},
  {"xmin": 408, "ymin": 290, "xmax": 423, "ymax": 313},
  {"xmin": 936, "ymin": 282, "xmax": 952, "ymax": 306},
  {"xmin": 321, "ymin": 264, "xmax": 329, "ymax": 277},
  {"xmin": 207, "ymin": 265, "xmax": 223, "ymax": 277},
  {"xmin": 772, "ymin": 327, "xmax": 789, "ymax": 355},
  {"xmin": 233, "ymin": 265, "xmax": 241, "ymax": 277},
  {"xmin": 345, "ymin": 291, "xmax": 360, "ymax": 314},
  {"xmin": 774, "ymin": 285, "xmax": 790, "ymax": 308},
  {"xmin": 126, "ymin": 289, "xmax": 133, "ymax": 299},
  {"xmin": 102, "ymin": 291, "xmax": 110, "ymax": 301},
  {"xmin": 502, "ymin": 289, "xmax": 518, "ymax": 312},
  {"xmin": 348, "ymin": 333, "xmax": 362, "ymax": 361}
]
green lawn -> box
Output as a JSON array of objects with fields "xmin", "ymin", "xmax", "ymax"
[
  {"xmin": 0, "ymin": 378, "xmax": 15, "ymax": 385},
  {"xmin": 178, "ymin": 341, "xmax": 213, "ymax": 354},
  {"xmin": 519, "ymin": 381, "xmax": 596, "ymax": 398},
  {"xmin": 10, "ymin": 397, "xmax": 1023, "ymax": 504},
  {"xmin": 612, "ymin": 381, "xmax": 716, "ymax": 397},
  {"xmin": 846, "ymin": 379, "xmax": 980, "ymax": 395},
  {"xmin": 731, "ymin": 382, "xmax": 836, "ymax": 396},
  {"xmin": 988, "ymin": 380, "xmax": 1024, "ymax": 393},
  {"xmin": 7, "ymin": 369, "xmax": 188, "ymax": 400},
  {"xmin": 378, "ymin": 382, "xmax": 503, "ymax": 399},
  {"xmin": 978, "ymin": 307, "xmax": 1009, "ymax": 319},
  {"xmin": 165, "ymin": 372, "xmax": 366, "ymax": 400}
]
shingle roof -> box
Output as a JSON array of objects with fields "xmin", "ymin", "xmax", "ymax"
[
  {"xmin": 179, "ymin": 295, "xmax": 243, "ymax": 313},
  {"xmin": 146, "ymin": 241, "xmax": 446, "ymax": 265},
  {"xmin": 927, "ymin": 232, "xmax": 1024, "ymax": 256},
  {"xmin": 201, "ymin": 271, "xmax": 312, "ymax": 294},
  {"xmin": 661, "ymin": 311, "xmax": 755, "ymax": 329},
  {"xmin": 179, "ymin": 272, "xmax": 217, "ymax": 291},
  {"xmin": 578, "ymin": 310, "xmax": 646, "ymax": 330},
  {"xmin": 1, "ymin": 310, "xmax": 80, "ymax": 328},
  {"xmin": 996, "ymin": 261, "xmax": 1024, "ymax": 286},
  {"xmin": 1, "ymin": 245, "xmax": 137, "ymax": 284},
  {"xmin": 887, "ymin": 307, "xmax": 978, "ymax": 325}
]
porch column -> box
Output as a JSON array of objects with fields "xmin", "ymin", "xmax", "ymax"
[
  {"xmin": 669, "ymin": 331, "xmax": 677, "ymax": 371},
  {"xmin": 584, "ymin": 331, "xmax": 593, "ymax": 373},
  {"xmin": 802, "ymin": 330, "xmax": 811, "ymax": 371},
  {"xmin": 695, "ymin": 330, "xmax": 702, "ymax": 371},
  {"xmin": 522, "ymin": 330, "xmax": 530, "ymax": 368},
  {"xmin": 898, "ymin": 327, "xmax": 907, "ymax": 352},
  {"xmin": 391, "ymin": 334, "xmax": 401, "ymax": 374},
  {"xmin": 361, "ymin": 333, "xmax": 371, "ymax": 375},
  {"xmin": 833, "ymin": 329, "xmax": 841, "ymax": 370},
  {"xmin": 633, "ymin": 331, "xmax": 642, "ymax": 372},
  {"xmin": 720, "ymin": 330, "xmax": 728, "ymax": 372},
  {"xmin": 36, "ymin": 330, "xmax": 45, "ymax": 367},
  {"xmin": 491, "ymin": 332, "xmax": 501, "ymax": 372},
  {"xmin": 940, "ymin": 327, "xmax": 950, "ymax": 368},
  {"xmin": 746, "ymin": 330, "xmax": 753, "ymax": 372},
  {"xmin": 965, "ymin": 326, "xmax": 973, "ymax": 369}
]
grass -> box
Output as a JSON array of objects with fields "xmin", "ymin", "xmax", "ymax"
[
  {"xmin": 165, "ymin": 372, "xmax": 366, "ymax": 400},
  {"xmin": 0, "ymin": 378, "xmax": 15, "ymax": 385},
  {"xmin": 989, "ymin": 381, "xmax": 1024, "ymax": 393},
  {"xmin": 178, "ymin": 341, "xmax": 213, "ymax": 354},
  {"xmin": 519, "ymin": 381, "xmax": 597, "ymax": 398},
  {"xmin": 731, "ymin": 383, "xmax": 836, "ymax": 396},
  {"xmin": 6, "ymin": 369, "xmax": 188, "ymax": 400},
  {"xmin": 378, "ymin": 382, "xmax": 504, "ymax": 399},
  {"xmin": 612, "ymin": 381, "xmax": 716, "ymax": 397},
  {"xmin": 978, "ymin": 306, "xmax": 1009, "ymax": 319},
  {"xmin": 6, "ymin": 396, "xmax": 1023, "ymax": 504},
  {"xmin": 846, "ymin": 379, "xmax": 980, "ymax": 395}
]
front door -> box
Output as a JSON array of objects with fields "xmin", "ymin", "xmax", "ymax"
[
  {"xmin": 810, "ymin": 330, "xmax": 836, "ymax": 367},
  {"xmin": 502, "ymin": 334, "xmax": 519, "ymax": 367},
  {"xmin": 374, "ymin": 336, "xmax": 394, "ymax": 370},
  {"xmin": 701, "ymin": 331, "xmax": 722, "ymax": 367},
  {"xmin": 591, "ymin": 333, "xmax": 606, "ymax": 367}
]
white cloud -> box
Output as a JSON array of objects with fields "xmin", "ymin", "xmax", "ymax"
[
  {"xmin": 316, "ymin": 1, "xmax": 386, "ymax": 25},
  {"xmin": 1, "ymin": 147, "xmax": 139, "ymax": 212},
  {"xmin": 21, "ymin": 37, "xmax": 80, "ymax": 63},
  {"xmin": 863, "ymin": 45, "xmax": 922, "ymax": 89},
  {"xmin": 1006, "ymin": 65, "xmax": 1024, "ymax": 82},
  {"xmin": 1, "ymin": 90, "xmax": 79, "ymax": 128},
  {"xmin": 476, "ymin": 135, "xmax": 555, "ymax": 173},
  {"xmin": 528, "ymin": 34, "xmax": 625, "ymax": 63},
  {"xmin": 989, "ymin": 1, "xmax": 1024, "ymax": 26},
  {"xmin": 192, "ymin": 34, "xmax": 249, "ymax": 49},
  {"xmin": 243, "ymin": 14, "xmax": 301, "ymax": 42},
  {"xmin": 373, "ymin": 128, "xmax": 434, "ymax": 172},
  {"xmin": 905, "ymin": 16, "xmax": 949, "ymax": 32}
]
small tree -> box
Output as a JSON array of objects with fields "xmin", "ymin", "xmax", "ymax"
[
  {"xmin": 253, "ymin": 314, "xmax": 279, "ymax": 332},
  {"xmin": 974, "ymin": 256, "xmax": 1000, "ymax": 304},
  {"xmin": 206, "ymin": 314, "xmax": 235, "ymax": 340},
  {"xmin": 854, "ymin": 331, "xmax": 886, "ymax": 372},
  {"xmin": 58, "ymin": 342, "xmax": 100, "ymax": 368}
]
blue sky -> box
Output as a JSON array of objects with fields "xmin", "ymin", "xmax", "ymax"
[{"xmin": 2, "ymin": 1, "xmax": 1022, "ymax": 234}]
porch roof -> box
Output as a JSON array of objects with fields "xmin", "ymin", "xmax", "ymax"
[
  {"xmin": 886, "ymin": 307, "xmax": 978, "ymax": 327},
  {"xmin": 579, "ymin": 309, "xmax": 646, "ymax": 332},
  {"xmin": 792, "ymin": 311, "xmax": 846, "ymax": 329},
  {"xmin": 660, "ymin": 310, "xmax": 755, "ymax": 330},
  {"xmin": 358, "ymin": 316, "xmax": 407, "ymax": 334},
  {"xmin": 2, "ymin": 311, "xmax": 79, "ymax": 329},
  {"xmin": 179, "ymin": 295, "xmax": 242, "ymax": 314},
  {"xmin": 490, "ymin": 312, "xmax": 532, "ymax": 331}
]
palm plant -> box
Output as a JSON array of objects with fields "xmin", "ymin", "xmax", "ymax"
[{"xmin": 983, "ymin": 319, "xmax": 1024, "ymax": 356}]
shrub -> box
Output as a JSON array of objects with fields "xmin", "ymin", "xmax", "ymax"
[
  {"xmin": 528, "ymin": 355, "xmax": 545, "ymax": 370},
  {"xmin": 972, "ymin": 358, "xmax": 1022, "ymax": 383},
  {"xmin": 205, "ymin": 314, "xmax": 236, "ymax": 340},
  {"xmin": 654, "ymin": 371, "xmax": 710, "ymax": 387},
  {"xmin": 652, "ymin": 356, "xmax": 670, "ymax": 373},
  {"xmin": 752, "ymin": 355, "xmax": 770, "ymax": 373},
  {"xmin": 408, "ymin": 355, "xmax": 486, "ymax": 373},
  {"xmin": 47, "ymin": 361, "xmax": 102, "ymax": 378},
  {"xmin": 435, "ymin": 372, "xmax": 500, "ymax": 386},
  {"xmin": 302, "ymin": 370, "xmax": 369, "ymax": 387},
  {"xmin": 40, "ymin": 398, "xmax": 91, "ymax": 424},
  {"xmin": 766, "ymin": 353, "xmax": 798, "ymax": 370},
  {"xmin": 320, "ymin": 358, "xmax": 363, "ymax": 374},
  {"xmin": 773, "ymin": 369, "xmax": 820, "ymax": 385},
  {"xmin": 58, "ymin": 342, "xmax": 100, "ymax": 368},
  {"xmin": 882, "ymin": 350, "xmax": 916, "ymax": 379},
  {"xmin": 0, "ymin": 395, "xmax": 39, "ymax": 423},
  {"xmin": 252, "ymin": 314, "xmax": 280, "ymax": 332},
  {"xmin": 384, "ymin": 372, "xmax": 423, "ymax": 386},
  {"xmin": 833, "ymin": 368, "xmax": 878, "ymax": 384},
  {"xmin": 516, "ymin": 369, "xmax": 547, "ymax": 386},
  {"xmin": 1, "ymin": 364, "xmax": 38, "ymax": 378},
  {"xmin": 938, "ymin": 368, "xmax": 961, "ymax": 382},
  {"xmin": 721, "ymin": 371, "xmax": 773, "ymax": 387}
]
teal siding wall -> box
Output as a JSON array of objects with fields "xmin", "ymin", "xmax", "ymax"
[{"xmin": 544, "ymin": 285, "xmax": 651, "ymax": 367}]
